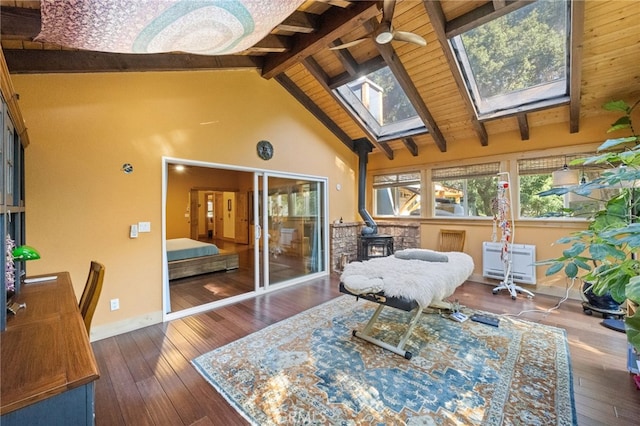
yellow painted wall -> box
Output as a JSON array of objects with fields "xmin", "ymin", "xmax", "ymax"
[
  {"xmin": 366, "ymin": 109, "xmax": 619, "ymax": 297},
  {"xmin": 12, "ymin": 70, "xmax": 358, "ymax": 337}
]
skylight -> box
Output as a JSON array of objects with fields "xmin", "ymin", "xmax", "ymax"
[
  {"xmin": 450, "ymin": 0, "xmax": 570, "ymax": 119},
  {"xmin": 334, "ymin": 66, "xmax": 426, "ymax": 141}
]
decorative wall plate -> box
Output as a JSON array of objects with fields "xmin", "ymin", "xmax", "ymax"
[{"xmin": 257, "ymin": 140, "xmax": 273, "ymax": 160}]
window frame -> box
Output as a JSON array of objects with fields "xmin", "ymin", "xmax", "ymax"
[
  {"xmin": 449, "ymin": 0, "xmax": 572, "ymax": 120},
  {"xmin": 517, "ymin": 153, "xmax": 609, "ymax": 220},
  {"xmin": 333, "ymin": 65, "xmax": 428, "ymax": 143},
  {"xmin": 432, "ymin": 162, "xmax": 501, "ymax": 218},
  {"xmin": 372, "ymin": 171, "xmax": 422, "ymax": 218}
]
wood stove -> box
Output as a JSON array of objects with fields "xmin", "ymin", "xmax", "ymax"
[{"xmin": 358, "ymin": 234, "xmax": 394, "ymax": 260}]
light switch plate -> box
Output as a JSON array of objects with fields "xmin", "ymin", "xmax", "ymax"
[{"xmin": 138, "ymin": 221, "xmax": 151, "ymax": 232}]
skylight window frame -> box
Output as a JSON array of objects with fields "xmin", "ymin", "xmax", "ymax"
[
  {"xmin": 448, "ymin": 0, "xmax": 572, "ymax": 121},
  {"xmin": 332, "ymin": 65, "xmax": 428, "ymax": 143}
]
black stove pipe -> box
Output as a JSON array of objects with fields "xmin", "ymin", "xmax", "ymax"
[{"xmin": 354, "ymin": 138, "xmax": 377, "ymax": 235}]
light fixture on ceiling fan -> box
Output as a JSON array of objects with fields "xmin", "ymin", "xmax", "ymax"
[{"xmin": 330, "ymin": 0, "xmax": 427, "ymax": 50}]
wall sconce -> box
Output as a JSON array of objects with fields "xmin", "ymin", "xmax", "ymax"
[{"xmin": 227, "ymin": 199, "xmax": 232, "ymax": 211}]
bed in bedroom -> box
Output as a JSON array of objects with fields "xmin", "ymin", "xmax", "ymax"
[{"xmin": 167, "ymin": 238, "xmax": 239, "ymax": 280}]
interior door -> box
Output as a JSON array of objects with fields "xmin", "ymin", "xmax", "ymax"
[
  {"xmin": 189, "ymin": 189, "xmax": 199, "ymax": 239},
  {"xmin": 235, "ymin": 192, "xmax": 249, "ymax": 244},
  {"xmin": 214, "ymin": 192, "xmax": 224, "ymax": 239}
]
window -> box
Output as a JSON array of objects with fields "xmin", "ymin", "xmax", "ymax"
[
  {"xmin": 373, "ymin": 171, "xmax": 421, "ymax": 217},
  {"xmin": 432, "ymin": 163, "xmax": 500, "ymax": 217},
  {"xmin": 334, "ymin": 66, "xmax": 426, "ymax": 141},
  {"xmin": 450, "ymin": 0, "xmax": 570, "ymax": 119},
  {"xmin": 290, "ymin": 183, "xmax": 319, "ymax": 217},
  {"xmin": 518, "ymin": 154, "xmax": 606, "ymax": 218},
  {"xmin": 268, "ymin": 182, "xmax": 320, "ymax": 218}
]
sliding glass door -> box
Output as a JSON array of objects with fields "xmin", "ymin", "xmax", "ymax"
[
  {"xmin": 163, "ymin": 158, "xmax": 328, "ymax": 320},
  {"xmin": 256, "ymin": 173, "xmax": 326, "ymax": 291}
]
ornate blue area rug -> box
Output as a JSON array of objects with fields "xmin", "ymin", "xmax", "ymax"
[{"xmin": 192, "ymin": 296, "xmax": 576, "ymax": 425}]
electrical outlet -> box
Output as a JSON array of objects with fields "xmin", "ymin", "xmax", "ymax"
[{"xmin": 110, "ymin": 298, "xmax": 120, "ymax": 311}]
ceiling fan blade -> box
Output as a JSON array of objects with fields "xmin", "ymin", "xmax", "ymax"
[
  {"xmin": 393, "ymin": 31, "xmax": 427, "ymax": 47},
  {"xmin": 381, "ymin": 0, "xmax": 395, "ymax": 26},
  {"xmin": 329, "ymin": 37, "xmax": 368, "ymax": 50}
]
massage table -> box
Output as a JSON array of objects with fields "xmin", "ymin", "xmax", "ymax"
[{"xmin": 340, "ymin": 249, "xmax": 474, "ymax": 359}]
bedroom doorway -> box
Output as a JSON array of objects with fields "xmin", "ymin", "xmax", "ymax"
[{"xmin": 163, "ymin": 159, "xmax": 328, "ymax": 320}]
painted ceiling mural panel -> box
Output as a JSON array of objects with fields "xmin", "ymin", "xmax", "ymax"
[{"xmin": 35, "ymin": 0, "xmax": 304, "ymax": 55}]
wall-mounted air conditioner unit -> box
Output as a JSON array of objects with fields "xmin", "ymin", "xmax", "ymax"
[{"xmin": 482, "ymin": 242, "xmax": 537, "ymax": 285}]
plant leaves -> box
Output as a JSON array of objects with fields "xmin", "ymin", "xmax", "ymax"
[
  {"xmin": 625, "ymin": 311, "xmax": 640, "ymax": 353},
  {"xmin": 563, "ymin": 242, "xmax": 585, "ymax": 258},
  {"xmin": 603, "ymin": 100, "xmax": 629, "ymax": 113},
  {"xmin": 565, "ymin": 262, "xmax": 579, "ymax": 278},
  {"xmin": 589, "ymin": 243, "xmax": 615, "ymax": 260},
  {"xmin": 574, "ymin": 258, "xmax": 592, "ymax": 270},
  {"xmin": 626, "ymin": 275, "xmax": 640, "ymax": 304},
  {"xmin": 598, "ymin": 137, "xmax": 637, "ymax": 151},
  {"xmin": 538, "ymin": 187, "xmax": 570, "ymax": 197},
  {"xmin": 545, "ymin": 262, "xmax": 565, "ymax": 276},
  {"xmin": 607, "ymin": 116, "xmax": 631, "ymax": 132}
]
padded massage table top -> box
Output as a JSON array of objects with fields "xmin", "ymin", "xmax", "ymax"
[{"xmin": 340, "ymin": 250, "xmax": 474, "ymax": 308}]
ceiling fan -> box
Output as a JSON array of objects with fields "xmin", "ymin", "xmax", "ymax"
[{"xmin": 330, "ymin": 0, "xmax": 427, "ymax": 50}]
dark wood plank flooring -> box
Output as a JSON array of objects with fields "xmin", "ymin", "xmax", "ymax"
[
  {"xmin": 169, "ymin": 240, "xmax": 309, "ymax": 312},
  {"xmin": 93, "ymin": 277, "xmax": 640, "ymax": 425}
]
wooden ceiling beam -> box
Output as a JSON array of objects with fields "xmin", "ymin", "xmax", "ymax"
[
  {"xmin": 2, "ymin": 49, "xmax": 261, "ymax": 74},
  {"xmin": 329, "ymin": 40, "xmax": 359, "ymax": 76},
  {"xmin": 402, "ymin": 137, "xmax": 419, "ymax": 157},
  {"xmin": 302, "ymin": 56, "xmax": 393, "ymax": 160},
  {"xmin": 422, "ymin": 0, "xmax": 488, "ymax": 147},
  {"xmin": 445, "ymin": 0, "xmax": 535, "ymax": 39},
  {"xmin": 276, "ymin": 11, "xmax": 318, "ymax": 33},
  {"xmin": 569, "ymin": 0, "xmax": 585, "ymax": 134},
  {"xmin": 275, "ymin": 73, "xmax": 354, "ymax": 151},
  {"xmin": 0, "ymin": 6, "xmax": 40, "ymax": 40},
  {"xmin": 516, "ymin": 113, "xmax": 529, "ymax": 140},
  {"xmin": 244, "ymin": 35, "xmax": 291, "ymax": 54},
  {"xmin": 364, "ymin": 19, "xmax": 447, "ymax": 153},
  {"xmin": 328, "ymin": 55, "xmax": 386, "ymax": 89},
  {"xmin": 261, "ymin": 1, "xmax": 379, "ymax": 80}
]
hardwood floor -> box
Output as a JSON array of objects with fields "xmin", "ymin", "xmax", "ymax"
[{"xmin": 93, "ymin": 277, "xmax": 640, "ymax": 425}]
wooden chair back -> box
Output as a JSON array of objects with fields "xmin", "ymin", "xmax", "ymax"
[
  {"xmin": 439, "ymin": 229, "xmax": 466, "ymax": 252},
  {"xmin": 79, "ymin": 261, "xmax": 105, "ymax": 335}
]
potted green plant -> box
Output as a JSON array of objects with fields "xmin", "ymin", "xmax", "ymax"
[{"xmin": 538, "ymin": 99, "xmax": 640, "ymax": 354}]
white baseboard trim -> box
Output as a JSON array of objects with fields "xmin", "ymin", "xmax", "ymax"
[{"xmin": 90, "ymin": 311, "xmax": 163, "ymax": 342}]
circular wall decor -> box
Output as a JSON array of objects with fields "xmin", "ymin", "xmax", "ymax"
[{"xmin": 257, "ymin": 140, "xmax": 274, "ymax": 160}]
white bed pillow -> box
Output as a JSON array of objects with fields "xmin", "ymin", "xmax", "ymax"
[{"xmin": 394, "ymin": 249, "xmax": 449, "ymax": 262}]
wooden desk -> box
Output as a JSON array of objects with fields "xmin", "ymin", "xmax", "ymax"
[{"xmin": 1, "ymin": 272, "xmax": 100, "ymax": 425}]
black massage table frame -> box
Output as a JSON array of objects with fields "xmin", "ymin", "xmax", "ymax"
[{"xmin": 339, "ymin": 283, "xmax": 450, "ymax": 360}]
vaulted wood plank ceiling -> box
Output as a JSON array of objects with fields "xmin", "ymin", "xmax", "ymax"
[{"xmin": 1, "ymin": 0, "xmax": 639, "ymax": 160}]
